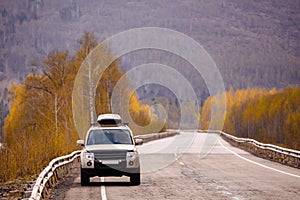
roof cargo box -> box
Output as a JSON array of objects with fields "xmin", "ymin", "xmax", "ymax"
[{"xmin": 97, "ymin": 114, "xmax": 122, "ymax": 125}]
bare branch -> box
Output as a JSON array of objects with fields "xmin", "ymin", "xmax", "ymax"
[{"xmin": 25, "ymin": 84, "xmax": 53, "ymax": 96}]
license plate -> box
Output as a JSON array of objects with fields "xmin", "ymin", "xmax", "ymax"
[{"xmin": 102, "ymin": 160, "xmax": 119, "ymax": 165}]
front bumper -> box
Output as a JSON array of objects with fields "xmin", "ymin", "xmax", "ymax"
[{"xmin": 82, "ymin": 160, "xmax": 140, "ymax": 177}]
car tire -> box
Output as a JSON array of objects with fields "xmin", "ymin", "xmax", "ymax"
[
  {"xmin": 81, "ymin": 168, "xmax": 90, "ymax": 186},
  {"xmin": 130, "ymin": 172, "xmax": 140, "ymax": 186}
]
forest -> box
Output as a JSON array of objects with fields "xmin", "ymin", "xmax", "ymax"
[
  {"xmin": 200, "ymin": 87, "xmax": 300, "ymax": 150},
  {"xmin": 1, "ymin": 33, "xmax": 300, "ymax": 182},
  {"xmin": 1, "ymin": 30, "xmax": 299, "ymax": 183},
  {"xmin": 0, "ymin": 32, "xmax": 164, "ymax": 183}
]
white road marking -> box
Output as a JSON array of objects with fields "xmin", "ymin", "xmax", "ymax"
[
  {"xmin": 218, "ymin": 138, "xmax": 300, "ymax": 178},
  {"xmin": 100, "ymin": 177, "xmax": 107, "ymax": 200}
]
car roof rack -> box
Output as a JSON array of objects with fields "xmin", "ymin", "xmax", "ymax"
[{"xmin": 97, "ymin": 122, "xmax": 129, "ymax": 127}]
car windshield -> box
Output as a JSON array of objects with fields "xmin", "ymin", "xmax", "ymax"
[{"xmin": 86, "ymin": 129, "xmax": 133, "ymax": 145}]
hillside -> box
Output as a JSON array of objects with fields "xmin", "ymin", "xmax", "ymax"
[
  {"xmin": 1, "ymin": 0, "xmax": 299, "ymax": 89},
  {"xmin": 0, "ymin": 0, "xmax": 300, "ymax": 133}
]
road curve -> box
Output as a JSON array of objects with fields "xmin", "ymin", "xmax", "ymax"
[{"xmin": 51, "ymin": 132, "xmax": 300, "ymax": 200}]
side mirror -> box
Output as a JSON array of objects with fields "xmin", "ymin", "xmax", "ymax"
[
  {"xmin": 76, "ymin": 140, "xmax": 85, "ymax": 147},
  {"xmin": 134, "ymin": 138, "xmax": 143, "ymax": 146}
]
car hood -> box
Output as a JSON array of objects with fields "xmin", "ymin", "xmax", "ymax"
[{"xmin": 84, "ymin": 144, "xmax": 136, "ymax": 152}]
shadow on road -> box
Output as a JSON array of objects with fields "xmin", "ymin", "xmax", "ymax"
[{"xmin": 85, "ymin": 181, "xmax": 132, "ymax": 187}]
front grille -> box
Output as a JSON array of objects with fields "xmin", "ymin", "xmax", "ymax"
[
  {"xmin": 94, "ymin": 160, "xmax": 126, "ymax": 170},
  {"xmin": 91, "ymin": 150, "xmax": 127, "ymax": 160}
]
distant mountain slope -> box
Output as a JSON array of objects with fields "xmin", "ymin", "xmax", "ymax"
[{"xmin": 0, "ymin": 0, "xmax": 299, "ymax": 91}]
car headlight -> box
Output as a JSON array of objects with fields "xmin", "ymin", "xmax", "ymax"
[
  {"xmin": 126, "ymin": 151, "xmax": 138, "ymax": 161},
  {"xmin": 83, "ymin": 152, "xmax": 94, "ymax": 160}
]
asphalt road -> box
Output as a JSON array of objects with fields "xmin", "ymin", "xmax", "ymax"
[{"xmin": 51, "ymin": 132, "xmax": 300, "ymax": 200}]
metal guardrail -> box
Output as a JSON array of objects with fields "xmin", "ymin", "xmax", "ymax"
[
  {"xmin": 198, "ymin": 129, "xmax": 300, "ymax": 158},
  {"xmin": 219, "ymin": 131, "xmax": 300, "ymax": 158},
  {"xmin": 198, "ymin": 130, "xmax": 300, "ymax": 168},
  {"xmin": 29, "ymin": 150, "xmax": 81, "ymax": 200},
  {"xmin": 28, "ymin": 130, "xmax": 299, "ymax": 199},
  {"xmin": 134, "ymin": 131, "xmax": 180, "ymax": 143}
]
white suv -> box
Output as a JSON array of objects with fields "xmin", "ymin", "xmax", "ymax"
[{"xmin": 77, "ymin": 114, "xmax": 142, "ymax": 186}]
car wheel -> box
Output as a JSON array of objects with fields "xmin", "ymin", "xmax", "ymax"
[
  {"xmin": 130, "ymin": 173, "xmax": 140, "ymax": 186},
  {"xmin": 81, "ymin": 168, "xmax": 90, "ymax": 186}
]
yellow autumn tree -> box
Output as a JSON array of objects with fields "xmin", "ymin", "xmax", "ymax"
[
  {"xmin": 0, "ymin": 31, "xmax": 164, "ymax": 183},
  {"xmin": 200, "ymin": 86, "xmax": 300, "ymax": 150}
]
